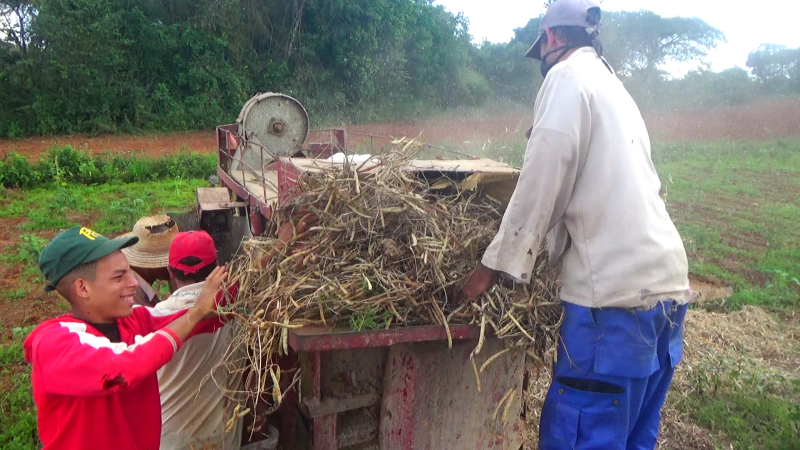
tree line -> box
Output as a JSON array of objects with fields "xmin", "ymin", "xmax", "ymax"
[
  {"xmin": 475, "ymin": 10, "xmax": 800, "ymax": 110},
  {"xmin": 0, "ymin": 0, "xmax": 797, "ymax": 138}
]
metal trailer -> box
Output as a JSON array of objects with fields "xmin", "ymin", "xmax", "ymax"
[
  {"xmin": 189, "ymin": 93, "xmax": 732, "ymax": 450},
  {"xmin": 192, "ymin": 93, "xmax": 527, "ymax": 449}
]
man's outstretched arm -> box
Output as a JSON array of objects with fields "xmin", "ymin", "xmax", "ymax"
[{"xmin": 30, "ymin": 266, "xmax": 228, "ymax": 396}]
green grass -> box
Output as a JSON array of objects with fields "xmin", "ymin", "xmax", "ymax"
[
  {"xmin": 1, "ymin": 139, "xmax": 799, "ymax": 448},
  {"xmin": 1, "ymin": 235, "xmax": 49, "ymax": 279},
  {"xmin": 655, "ymin": 138, "xmax": 800, "ymax": 311},
  {"xmin": 656, "ymin": 139, "xmax": 800, "ymax": 448},
  {"xmin": 0, "ymin": 179, "xmax": 209, "ymax": 234},
  {"xmin": 1, "ymin": 288, "xmax": 29, "ymax": 300},
  {"xmin": 677, "ymin": 351, "xmax": 800, "ymax": 449},
  {"xmin": 0, "ymin": 326, "xmax": 38, "ymax": 450},
  {"xmin": 486, "ymin": 137, "xmax": 800, "ymax": 447},
  {"xmin": 694, "ymin": 392, "xmax": 800, "ymax": 449},
  {"xmin": 0, "ymin": 178, "xmax": 209, "ymax": 288},
  {"xmin": 0, "ymin": 174, "xmax": 209, "ymax": 448}
]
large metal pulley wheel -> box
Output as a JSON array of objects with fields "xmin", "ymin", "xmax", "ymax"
[{"xmin": 232, "ymin": 92, "xmax": 310, "ymax": 172}]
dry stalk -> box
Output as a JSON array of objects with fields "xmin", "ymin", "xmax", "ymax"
[{"xmin": 217, "ymin": 140, "xmax": 563, "ymax": 428}]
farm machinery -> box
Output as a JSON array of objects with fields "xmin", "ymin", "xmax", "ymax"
[{"xmin": 182, "ymin": 93, "xmax": 732, "ymax": 450}]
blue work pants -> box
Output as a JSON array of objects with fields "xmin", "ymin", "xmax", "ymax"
[{"xmin": 539, "ymin": 300, "xmax": 689, "ymax": 450}]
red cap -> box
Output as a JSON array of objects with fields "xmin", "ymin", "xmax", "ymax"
[{"xmin": 169, "ymin": 231, "xmax": 217, "ymax": 274}]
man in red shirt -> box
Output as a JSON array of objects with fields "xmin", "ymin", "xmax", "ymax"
[{"xmin": 23, "ymin": 226, "xmax": 229, "ymax": 450}]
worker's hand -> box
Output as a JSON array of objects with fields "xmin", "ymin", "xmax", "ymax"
[
  {"xmin": 261, "ymin": 215, "xmax": 318, "ymax": 268},
  {"xmin": 192, "ymin": 265, "xmax": 229, "ymax": 319},
  {"xmin": 456, "ymin": 263, "xmax": 498, "ymax": 304},
  {"xmin": 276, "ymin": 214, "xmax": 316, "ymax": 244}
]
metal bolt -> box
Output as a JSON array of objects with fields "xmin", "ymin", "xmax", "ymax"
[
  {"xmin": 613, "ymin": 400, "xmax": 619, "ymax": 406},
  {"xmin": 273, "ymin": 122, "xmax": 284, "ymax": 133},
  {"xmin": 558, "ymin": 389, "xmax": 564, "ymax": 395}
]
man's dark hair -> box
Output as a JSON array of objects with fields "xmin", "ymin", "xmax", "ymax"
[
  {"xmin": 170, "ymin": 256, "xmax": 218, "ymax": 283},
  {"xmin": 56, "ymin": 260, "xmax": 100, "ymax": 301},
  {"xmin": 547, "ymin": 25, "xmax": 604, "ymax": 57},
  {"xmin": 552, "ymin": 26, "xmax": 594, "ymax": 47}
]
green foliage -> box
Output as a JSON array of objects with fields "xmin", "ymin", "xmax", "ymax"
[
  {"xmin": 46, "ymin": 146, "xmax": 103, "ymax": 185},
  {"xmin": 0, "ymin": 326, "xmax": 39, "ymax": 450},
  {"xmin": 654, "ymin": 138, "xmax": 800, "ymax": 312},
  {"xmin": 601, "ymin": 11, "xmax": 725, "ymax": 77},
  {"xmin": 681, "ymin": 353, "xmax": 800, "ymax": 449},
  {"xmin": 747, "ymin": 44, "xmax": 800, "ymax": 82},
  {"xmin": 348, "ymin": 306, "xmax": 389, "ymax": 332},
  {"xmin": 2, "ymin": 288, "xmax": 29, "ymax": 300},
  {"xmin": 474, "ymin": 9, "xmax": 799, "ymax": 112},
  {"xmin": 2, "ymin": 0, "xmax": 796, "ymax": 132},
  {"xmin": 0, "ymin": 148, "xmax": 216, "ymax": 189},
  {"xmin": 0, "ymin": 154, "xmax": 37, "ymax": 188},
  {"xmin": 4, "ymin": 234, "xmax": 49, "ymax": 269},
  {"xmin": 95, "ymin": 197, "xmax": 148, "ymax": 234},
  {"xmin": 0, "ymin": 0, "xmax": 481, "ymax": 136},
  {"xmin": 453, "ymin": 68, "xmax": 492, "ymax": 107},
  {"xmin": 475, "ymin": 10, "xmax": 731, "ymax": 111},
  {"xmin": 471, "ymin": 40, "xmax": 538, "ymax": 105}
]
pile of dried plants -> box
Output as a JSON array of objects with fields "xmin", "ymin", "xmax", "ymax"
[{"xmin": 217, "ymin": 142, "xmax": 562, "ymax": 426}]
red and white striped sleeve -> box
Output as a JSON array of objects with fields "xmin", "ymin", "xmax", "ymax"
[{"xmin": 29, "ymin": 317, "xmax": 184, "ymax": 396}]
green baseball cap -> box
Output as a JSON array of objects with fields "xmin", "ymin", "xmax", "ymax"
[{"xmin": 38, "ymin": 226, "xmax": 139, "ymax": 291}]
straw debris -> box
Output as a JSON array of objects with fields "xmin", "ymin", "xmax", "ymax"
[{"xmin": 218, "ymin": 142, "xmax": 562, "ymax": 423}]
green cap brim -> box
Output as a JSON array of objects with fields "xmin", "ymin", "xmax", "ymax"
[{"xmin": 43, "ymin": 236, "xmax": 139, "ymax": 292}]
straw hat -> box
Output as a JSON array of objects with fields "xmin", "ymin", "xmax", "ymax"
[{"xmin": 120, "ymin": 215, "xmax": 179, "ymax": 269}]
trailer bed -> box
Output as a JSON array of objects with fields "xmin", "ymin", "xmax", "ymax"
[{"xmin": 230, "ymin": 170, "xmax": 279, "ymax": 205}]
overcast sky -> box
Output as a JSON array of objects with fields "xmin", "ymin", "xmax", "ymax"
[{"xmin": 435, "ymin": 0, "xmax": 799, "ymax": 72}]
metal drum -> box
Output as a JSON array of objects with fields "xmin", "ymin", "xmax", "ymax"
[{"xmin": 231, "ymin": 93, "xmax": 310, "ymax": 173}]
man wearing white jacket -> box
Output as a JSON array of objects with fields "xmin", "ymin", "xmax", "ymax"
[
  {"xmin": 459, "ymin": 1, "xmax": 691, "ymax": 448},
  {"xmin": 155, "ymin": 230, "xmax": 242, "ymax": 450}
]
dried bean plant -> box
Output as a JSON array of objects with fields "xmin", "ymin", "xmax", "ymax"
[{"xmin": 217, "ymin": 140, "xmax": 563, "ymax": 431}]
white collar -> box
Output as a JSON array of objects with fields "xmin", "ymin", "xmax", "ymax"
[
  {"xmin": 566, "ymin": 46, "xmax": 597, "ymax": 60},
  {"xmin": 171, "ymin": 281, "xmax": 205, "ymax": 297},
  {"xmin": 155, "ymin": 281, "xmax": 205, "ymax": 311}
]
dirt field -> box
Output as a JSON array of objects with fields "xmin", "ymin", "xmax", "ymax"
[
  {"xmin": 1, "ymin": 100, "xmax": 798, "ymax": 448},
  {"xmin": 0, "ymin": 130, "xmax": 216, "ymax": 159},
  {"xmin": 2, "ymin": 100, "xmax": 799, "ymax": 159}
]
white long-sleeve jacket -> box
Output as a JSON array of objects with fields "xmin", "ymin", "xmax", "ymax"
[
  {"xmin": 155, "ymin": 282, "xmax": 243, "ymax": 450},
  {"xmin": 482, "ymin": 47, "xmax": 690, "ymax": 309}
]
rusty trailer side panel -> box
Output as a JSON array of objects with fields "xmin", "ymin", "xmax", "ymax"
[
  {"xmin": 283, "ymin": 328, "xmax": 523, "ymax": 450},
  {"xmin": 380, "ymin": 338, "xmax": 524, "ymax": 449}
]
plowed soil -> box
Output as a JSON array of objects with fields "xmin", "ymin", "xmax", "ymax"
[
  {"xmin": 2, "ymin": 100, "xmax": 799, "ymax": 160},
  {"xmin": 1, "ymin": 99, "xmax": 798, "ymax": 447}
]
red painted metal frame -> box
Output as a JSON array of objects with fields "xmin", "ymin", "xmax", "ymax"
[
  {"xmin": 288, "ymin": 324, "xmax": 484, "ymax": 352},
  {"xmin": 216, "ymin": 125, "xmax": 276, "ymax": 231},
  {"xmin": 275, "ymin": 158, "xmax": 302, "ymax": 205},
  {"xmin": 286, "ymin": 325, "xmax": 487, "ymax": 448},
  {"xmin": 215, "ymin": 125, "xmax": 349, "ymax": 235},
  {"xmin": 215, "ymin": 124, "xmax": 498, "ymax": 449}
]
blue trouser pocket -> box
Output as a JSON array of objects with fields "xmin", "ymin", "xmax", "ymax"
[
  {"xmin": 591, "ymin": 306, "xmax": 661, "ymax": 378},
  {"xmin": 541, "ymin": 377, "xmax": 624, "ymax": 449},
  {"xmin": 540, "ymin": 301, "xmax": 689, "ymax": 449}
]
